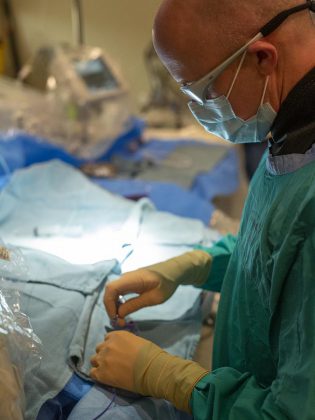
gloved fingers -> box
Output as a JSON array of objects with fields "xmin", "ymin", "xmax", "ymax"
[
  {"xmin": 104, "ymin": 280, "xmax": 122, "ymax": 320},
  {"xmin": 90, "ymin": 355, "xmax": 99, "ymax": 367},
  {"xmin": 113, "ymin": 317, "xmax": 127, "ymax": 327},
  {"xmin": 118, "ymin": 291, "xmax": 161, "ymax": 318},
  {"xmin": 104, "ymin": 274, "xmax": 144, "ymax": 319},
  {"xmin": 104, "ymin": 271, "xmax": 160, "ymax": 319}
]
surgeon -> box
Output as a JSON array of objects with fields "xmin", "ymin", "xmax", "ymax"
[{"xmin": 90, "ymin": 1, "xmax": 315, "ymax": 418}]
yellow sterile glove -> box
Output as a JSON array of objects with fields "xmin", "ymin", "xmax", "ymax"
[
  {"xmin": 104, "ymin": 250, "xmax": 212, "ymax": 325},
  {"xmin": 90, "ymin": 331, "xmax": 209, "ymax": 413}
]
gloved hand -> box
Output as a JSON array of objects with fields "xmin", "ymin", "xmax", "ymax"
[
  {"xmin": 104, "ymin": 250, "xmax": 212, "ymax": 325},
  {"xmin": 90, "ymin": 331, "xmax": 209, "ymax": 413},
  {"xmin": 90, "ymin": 331, "xmax": 146, "ymax": 392}
]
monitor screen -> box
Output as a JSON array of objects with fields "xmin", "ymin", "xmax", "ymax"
[{"xmin": 74, "ymin": 58, "xmax": 119, "ymax": 91}]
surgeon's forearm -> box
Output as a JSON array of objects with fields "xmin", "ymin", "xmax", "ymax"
[
  {"xmin": 195, "ymin": 234, "xmax": 237, "ymax": 292},
  {"xmin": 145, "ymin": 249, "xmax": 212, "ymax": 288},
  {"xmin": 134, "ymin": 342, "xmax": 209, "ymax": 413}
]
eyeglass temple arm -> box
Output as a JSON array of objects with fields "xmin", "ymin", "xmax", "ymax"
[{"xmin": 260, "ymin": 0, "xmax": 315, "ymax": 37}]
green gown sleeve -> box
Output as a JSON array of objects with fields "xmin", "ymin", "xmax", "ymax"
[
  {"xmin": 190, "ymin": 230, "xmax": 315, "ymax": 420},
  {"xmin": 195, "ymin": 234, "xmax": 237, "ymax": 292}
]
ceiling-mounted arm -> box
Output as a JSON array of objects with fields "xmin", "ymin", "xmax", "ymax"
[{"xmin": 71, "ymin": 0, "xmax": 84, "ymax": 46}]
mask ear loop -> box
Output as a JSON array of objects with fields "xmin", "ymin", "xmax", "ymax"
[
  {"xmin": 226, "ymin": 50, "xmax": 247, "ymax": 99},
  {"xmin": 260, "ymin": 75, "xmax": 270, "ymax": 106}
]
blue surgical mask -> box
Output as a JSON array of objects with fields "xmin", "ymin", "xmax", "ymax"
[{"xmin": 188, "ymin": 52, "xmax": 277, "ymax": 144}]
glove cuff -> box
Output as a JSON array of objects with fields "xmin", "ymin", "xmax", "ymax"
[
  {"xmin": 146, "ymin": 250, "xmax": 212, "ymax": 288},
  {"xmin": 134, "ymin": 341, "xmax": 209, "ymax": 413}
]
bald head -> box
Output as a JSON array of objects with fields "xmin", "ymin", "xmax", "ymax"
[
  {"xmin": 153, "ymin": 0, "xmax": 314, "ymax": 83},
  {"xmin": 153, "ymin": 0, "xmax": 220, "ymax": 81}
]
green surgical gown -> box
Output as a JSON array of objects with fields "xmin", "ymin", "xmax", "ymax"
[{"xmin": 192, "ymin": 154, "xmax": 315, "ymax": 419}]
